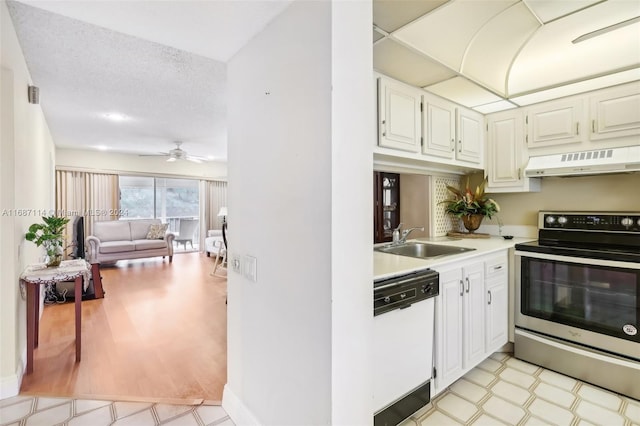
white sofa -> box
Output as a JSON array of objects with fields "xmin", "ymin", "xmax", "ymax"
[
  {"xmin": 86, "ymin": 219, "xmax": 175, "ymax": 264},
  {"xmin": 204, "ymin": 229, "xmax": 225, "ymax": 257}
]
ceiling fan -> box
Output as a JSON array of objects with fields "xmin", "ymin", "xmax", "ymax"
[{"xmin": 140, "ymin": 141, "xmax": 206, "ymax": 163}]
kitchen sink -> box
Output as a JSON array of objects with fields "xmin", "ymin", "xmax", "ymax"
[{"xmin": 375, "ymin": 241, "xmax": 475, "ymax": 259}]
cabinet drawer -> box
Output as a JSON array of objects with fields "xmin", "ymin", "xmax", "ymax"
[{"xmin": 485, "ymin": 256, "xmax": 507, "ymax": 278}]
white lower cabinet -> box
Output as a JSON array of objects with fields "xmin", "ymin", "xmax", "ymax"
[
  {"xmin": 434, "ymin": 251, "xmax": 509, "ymax": 394},
  {"xmin": 485, "ymin": 254, "xmax": 508, "ymax": 354}
]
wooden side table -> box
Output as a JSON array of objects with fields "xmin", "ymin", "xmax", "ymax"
[{"xmin": 20, "ymin": 259, "xmax": 90, "ymax": 374}]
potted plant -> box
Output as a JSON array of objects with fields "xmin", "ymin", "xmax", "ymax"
[
  {"xmin": 25, "ymin": 216, "xmax": 70, "ymax": 267},
  {"xmin": 441, "ymin": 177, "xmax": 500, "ymax": 233}
]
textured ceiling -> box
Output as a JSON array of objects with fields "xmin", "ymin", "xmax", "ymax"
[{"xmin": 7, "ymin": 0, "xmax": 292, "ymax": 161}]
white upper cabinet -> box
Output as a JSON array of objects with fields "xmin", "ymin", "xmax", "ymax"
[
  {"xmin": 485, "ymin": 109, "xmax": 540, "ymax": 193},
  {"xmin": 375, "ymin": 75, "xmax": 484, "ymax": 173},
  {"xmin": 526, "ymin": 98, "xmax": 586, "ymax": 148},
  {"xmin": 457, "ymin": 108, "xmax": 484, "ymax": 164},
  {"xmin": 377, "ymin": 77, "xmax": 422, "ymax": 152},
  {"xmin": 423, "ymin": 96, "xmax": 455, "ymax": 159},
  {"xmin": 590, "ymin": 85, "xmax": 640, "ymax": 141},
  {"xmin": 422, "ymin": 93, "xmax": 484, "ymax": 166}
]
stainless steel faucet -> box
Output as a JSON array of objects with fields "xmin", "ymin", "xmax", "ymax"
[
  {"xmin": 391, "ymin": 224, "xmax": 424, "ymax": 245},
  {"xmin": 400, "ymin": 226, "xmax": 424, "ymax": 243},
  {"xmin": 392, "ymin": 223, "xmax": 403, "ymax": 244}
]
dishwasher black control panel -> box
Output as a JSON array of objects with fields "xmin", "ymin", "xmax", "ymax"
[{"xmin": 374, "ymin": 269, "xmax": 439, "ymax": 317}]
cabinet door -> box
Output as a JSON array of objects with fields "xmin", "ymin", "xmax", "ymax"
[
  {"xmin": 486, "ymin": 278, "xmax": 508, "ymax": 354},
  {"xmin": 487, "ymin": 111, "xmax": 523, "ymax": 188},
  {"xmin": 435, "ymin": 267, "xmax": 464, "ymax": 392},
  {"xmin": 590, "ymin": 86, "xmax": 640, "ymax": 140},
  {"xmin": 526, "ymin": 99, "xmax": 584, "ymax": 148},
  {"xmin": 463, "ymin": 261, "xmax": 485, "ymax": 368},
  {"xmin": 457, "ymin": 108, "xmax": 483, "ymax": 164},
  {"xmin": 423, "ymin": 97, "xmax": 455, "ymax": 159},
  {"xmin": 378, "ymin": 78, "xmax": 422, "ymax": 152}
]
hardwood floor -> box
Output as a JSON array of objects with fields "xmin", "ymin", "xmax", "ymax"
[{"xmin": 19, "ymin": 253, "xmax": 227, "ymax": 403}]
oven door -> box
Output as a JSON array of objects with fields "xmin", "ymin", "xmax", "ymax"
[{"xmin": 515, "ymin": 250, "xmax": 640, "ymax": 360}]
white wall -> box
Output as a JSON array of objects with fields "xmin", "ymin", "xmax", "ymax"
[
  {"xmin": 1, "ymin": 0, "xmax": 57, "ymax": 397},
  {"xmin": 56, "ymin": 148, "xmax": 227, "ymax": 180},
  {"xmin": 224, "ymin": 0, "xmax": 372, "ymax": 424},
  {"xmin": 330, "ymin": 1, "xmax": 374, "ymax": 423}
]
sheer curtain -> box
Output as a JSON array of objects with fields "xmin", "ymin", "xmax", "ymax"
[
  {"xmin": 199, "ymin": 180, "xmax": 227, "ymax": 251},
  {"xmin": 56, "ymin": 170, "xmax": 119, "ymax": 256}
]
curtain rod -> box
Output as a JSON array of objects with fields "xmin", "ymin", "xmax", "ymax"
[{"xmin": 55, "ymin": 166, "xmax": 228, "ymax": 182}]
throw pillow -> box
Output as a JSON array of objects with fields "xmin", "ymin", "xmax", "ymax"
[{"xmin": 146, "ymin": 223, "xmax": 169, "ymax": 239}]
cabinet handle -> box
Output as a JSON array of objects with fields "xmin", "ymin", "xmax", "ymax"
[
  {"xmin": 488, "ymin": 290, "xmax": 492, "ymax": 305},
  {"xmin": 493, "ymin": 265, "xmax": 503, "ymax": 271},
  {"xmin": 459, "ymin": 280, "xmax": 464, "ymax": 297},
  {"xmin": 451, "ymin": 138, "xmax": 454, "ymax": 151},
  {"xmin": 518, "ymin": 168, "xmax": 521, "ymax": 180},
  {"xmin": 576, "ymin": 122, "xmax": 580, "ymax": 136},
  {"xmin": 465, "ymin": 277, "xmax": 470, "ymax": 293},
  {"xmin": 592, "ymin": 119, "xmax": 596, "ymax": 133},
  {"xmin": 382, "ymin": 120, "xmax": 386, "ymax": 137}
]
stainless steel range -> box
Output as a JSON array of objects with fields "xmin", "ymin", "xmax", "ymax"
[{"xmin": 514, "ymin": 211, "xmax": 640, "ymax": 400}]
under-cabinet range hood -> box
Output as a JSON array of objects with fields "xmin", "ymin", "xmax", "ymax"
[{"xmin": 524, "ymin": 146, "xmax": 640, "ymax": 177}]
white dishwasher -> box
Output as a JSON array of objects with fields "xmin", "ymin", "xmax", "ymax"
[{"xmin": 373, "ymin": 269, "xmax": 439, "ymax": 426}]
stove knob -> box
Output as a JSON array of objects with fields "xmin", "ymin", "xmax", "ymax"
[
  {"xmin": 545, "ymin": 216, "xmax": 556, "ymax": 224},
  {"xmin": 422, "ymin": 284, "xmax": 433, "ymax": 294},
  {"xmin": 637, "ymin": 218, "xmax": 640, "ymax": 227},
  {"xmin": 384, "ymin": 296, "xmax": 391, "ymax": 304},
  {"xmin": 621, "ymin": 217, "xmax": 633, "ymax": 227},
  {"xmin": 558, "ymin": 216, "xmax": 568, "ymax": 225}
]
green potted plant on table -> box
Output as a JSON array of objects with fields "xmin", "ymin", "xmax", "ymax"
[
  {"xmin": 442, "ymin": 177, "xmax": 500, "ymax": 233},
  {"xmin": 25, "ymin": 216, "xmax": 70, "ymax": 267}
]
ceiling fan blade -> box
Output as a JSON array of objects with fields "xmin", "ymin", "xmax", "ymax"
[
  {"xmin": 139, "ymin": 151, "xmax": 170, "ymax": 157},
  {"xmin": 186, "ymin": 157, "xmax": 203, "ymax": 163}
]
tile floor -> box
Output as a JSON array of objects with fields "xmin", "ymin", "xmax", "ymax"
[
  {"xmin": 403, "ymin": 352, "xmax": 640, "ymax": 426},
  {"xmin": 0, "ymin": 397, "xmax": 234, "ymax": 426},
  {"xmin": 2, "ymin": 352, "xmax": 639, "ymax": 425}
]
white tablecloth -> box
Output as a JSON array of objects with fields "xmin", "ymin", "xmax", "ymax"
[{"xmin": 20, "ymin": 259, "xmax": 91, "ymax": 291}]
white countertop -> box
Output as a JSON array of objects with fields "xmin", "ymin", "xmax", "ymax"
[{"xmin": 374, "ymin": 236, "xmax": 535, "ymax": 280}]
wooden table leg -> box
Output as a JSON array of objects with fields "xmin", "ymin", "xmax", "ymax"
[
  {"xmin": 25, "ymin": 281, "xmax": 35, "ymax": 374},
  {"xmin": 91, "ymin": 263, "xmax": 104, "ymax": 299},
  {"xmin": 34, "ymin": 284, "xmax": 40, "ymax": 348},
  {"xmin": 75, "ymin": 276, "xmax": 82, "ymax": 362}
]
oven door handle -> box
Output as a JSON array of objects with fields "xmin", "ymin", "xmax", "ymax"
[{"xmin": 514, "ymin": 250, "xmax": 640, "ymax": 270}]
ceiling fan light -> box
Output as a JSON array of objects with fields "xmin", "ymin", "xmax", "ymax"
[{"xmin": 166, "ymin": 157, "xmax": 177, "ymax": 162}]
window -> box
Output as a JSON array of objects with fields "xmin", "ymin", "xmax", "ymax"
[{"xmin": 119, "ymin": 176, "xmax": 200, "ymax": 249}]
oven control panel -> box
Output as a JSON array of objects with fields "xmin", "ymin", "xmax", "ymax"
[{"xmin": 539, "ymin": 212, "xmax": 640, "ymax": 232}]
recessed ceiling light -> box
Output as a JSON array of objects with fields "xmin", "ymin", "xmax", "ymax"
[
  {"xmin": 103, "ymin": 112, "xmax": 129, "ymax": 122},
  {"xmin": 95, "ymin": 145, "xmax": 108, "ymax": 151}
]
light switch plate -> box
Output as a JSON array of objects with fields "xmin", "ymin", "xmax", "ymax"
[{"xmin": 243, "ymin": 255, "xmax": 257, "ymax": 282}]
